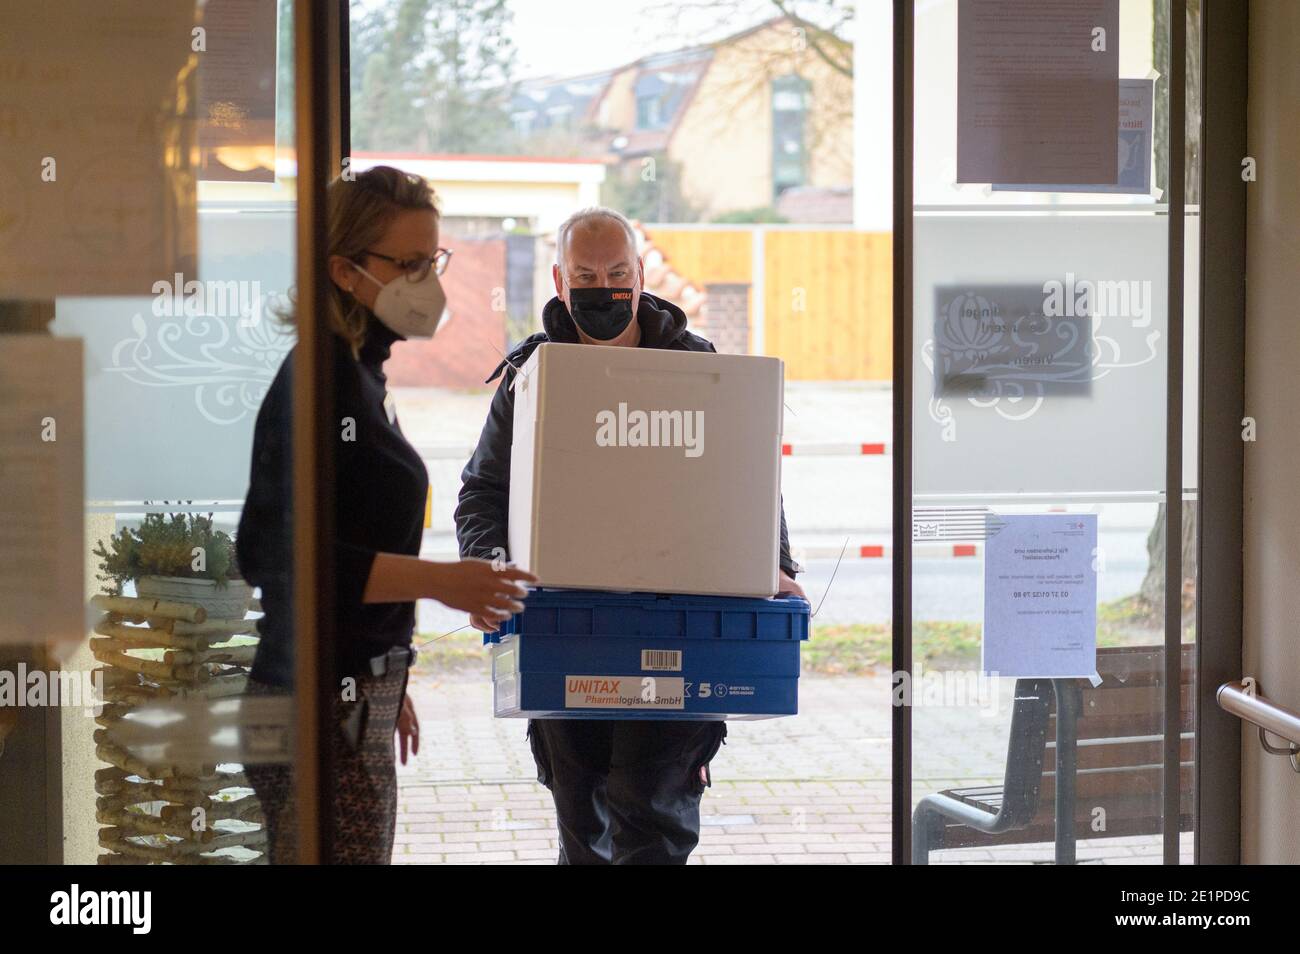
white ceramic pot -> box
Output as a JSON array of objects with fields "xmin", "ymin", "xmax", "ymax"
[{"xmin": 135, "ymin": 576, "xmax": 253, "ymax": 620}]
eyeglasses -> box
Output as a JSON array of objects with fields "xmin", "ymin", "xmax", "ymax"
[{"xmin": 364, "ymin": 247, "xmax": 453, "ymax": 281}]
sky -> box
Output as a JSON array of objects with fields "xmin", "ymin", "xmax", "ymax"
[
  {"xmin": 348, "ymin": 0, "xmax": 829, "ymax": 82},
  {"xmin": 504, "ymin": 0, "xmax": 776, "ymax": 79}
]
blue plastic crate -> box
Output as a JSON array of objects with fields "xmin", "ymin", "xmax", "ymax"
[{"xmin": 485, "ymin": 589, "xmax": 811, "ymax": 720}]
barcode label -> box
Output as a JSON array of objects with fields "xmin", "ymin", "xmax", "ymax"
[{"xmin": 641, "ymin": 649, "xmax": 682, "ymax": 672}]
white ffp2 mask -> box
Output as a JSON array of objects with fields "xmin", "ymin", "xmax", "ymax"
[{"xmin": 353, "ymin": 262, "xmax": 447, "ymax": 339}]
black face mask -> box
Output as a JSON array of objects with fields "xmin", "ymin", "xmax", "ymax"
[{"xmin": 567, "ymin": 287, "xmax": 636, "ymax": 341}]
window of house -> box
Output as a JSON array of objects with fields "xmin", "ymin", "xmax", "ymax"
[
  {"xmin": 771, "ymin": 74, "xmax": 811, "ymax": 198},
  {"xmin": 636, "ymin": 93, "xmax": 664, "ymax": 130},
  {"xmin": 546, "ymin": 104, "xmax": 574, "ymax": 128}
]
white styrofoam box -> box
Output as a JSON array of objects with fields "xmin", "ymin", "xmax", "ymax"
[{"xmin": 508, "ymin": 342, "xmax": 784, "ymax": 597}]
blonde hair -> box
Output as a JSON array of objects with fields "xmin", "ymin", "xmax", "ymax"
[{"xmin": 276, "ymin": 165, "xmax": 440, "ymax": 356}]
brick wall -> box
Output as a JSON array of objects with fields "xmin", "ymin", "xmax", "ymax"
[
  {"xmin": 702, "ymin": 282, "xmax": 751, "ymax": 354},
  {"xmin": 385, "ymin": 237, "xmax": 508, "ymax": 389}
]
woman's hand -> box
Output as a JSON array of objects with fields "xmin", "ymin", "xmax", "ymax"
[
  {"xmin": 396, "ymin": 693, "xmax": 419, "ymax": 765},
  {"xmin": 428, "ymin": 558, "xmax": 538, "ymax": 621}
]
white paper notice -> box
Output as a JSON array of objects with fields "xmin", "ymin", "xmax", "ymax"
[
  {"xmin": 197, "ymin": 0, "xmax": 279, "ymax": 183},
  {"xmin": 0, "ymin": 2, "xmax": 198, "ymax": 297},
  {"xmin": 992, "ymin": 78, "xmax": 1154, "ymax": 194},
  {"xmin": 957, "ymin": 0, "xmax": 1120, "ymax": 184},
  {"xmin": 983, "ymin": 513, "xmax": 1097, "ymax": 677},
  {"xmin": 0, "ymin": 337, "xmax": 84, "ymax": 646}
]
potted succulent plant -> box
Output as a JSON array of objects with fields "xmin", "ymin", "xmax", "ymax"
[{"xmin": 93, "ymin": 507, "xmax": 252, "ymax": 619}]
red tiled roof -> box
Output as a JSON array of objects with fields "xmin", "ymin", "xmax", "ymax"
[{"xmin": 630, "ymin": 221, "xmax": 707, "ymax": 322}]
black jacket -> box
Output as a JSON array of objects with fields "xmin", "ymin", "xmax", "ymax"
[
  {"xmin": 454, "ymin": 292, "xmax": 798, "ymax": 578},
  {"xmin": 237, "ymin": 314, "xmax": 429, "ymax": 688}
]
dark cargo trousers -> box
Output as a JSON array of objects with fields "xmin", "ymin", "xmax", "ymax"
[{"xmin": 526, "ymin": 718, "xmax": 728, "ymax": 865}]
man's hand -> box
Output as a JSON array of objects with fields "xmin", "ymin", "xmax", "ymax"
[
  {"xmin": 396, "ymin": 693, "xmax": 419, "ymax": 765},
  {"xmin": 469, "ymin": 612, "xmax": 499, "ymax": 633},
  {"xmin": 777, "ymin": 570, "xmax": 807, "ymax": 600}
]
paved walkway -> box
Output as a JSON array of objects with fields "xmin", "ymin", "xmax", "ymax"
[{"xmin": 394, "ymin": 672, "xmax": 1193, "ymax": 864}]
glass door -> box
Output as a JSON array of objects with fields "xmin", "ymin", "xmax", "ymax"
[
  {"xmin": 899, "ymin": 0, "xmax": 1201, "ymax": 864},
  {"xmin": 0, "ymin": 0, "xmax": 319, "ymax": 865}
]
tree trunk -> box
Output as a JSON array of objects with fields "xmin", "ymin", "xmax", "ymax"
[{"xmin": 1139, "ymin": 501, "xmax": 1198, "ymax": 629}]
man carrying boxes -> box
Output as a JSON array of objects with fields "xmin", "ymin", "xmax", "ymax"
[{"xmin": 455, "ymin": 207, "xmax": 805, "ymax": 865}]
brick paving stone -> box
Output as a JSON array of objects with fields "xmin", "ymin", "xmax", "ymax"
[
  {"xmin": 733, "ymin": 843, "xmax": 809, "ymax": 855},
  {"xmin": 708, "ymin": 833, "xmax": 768, "ymax": 845},
  {"xmin": 702, "ymin": 854, "xmax": 778, "ymax": 864},
  {"xmin": 507, "ymin": 840, "xmax": 555, "ymax": 853},
  {"xmin": 394, "ymin": 672, "xmax": 1193, "ymax": 865},
  {"xmin": 763, "ymin": 832, "xmax": 841, "ymax": 844},
  {"xmin": 400, "ymin": 833, "xmax": 444, "ymax": 844},
  {"xmin": 776, "ymin": 854, "xmax": 851, "ymax": 864},
  {"xmin": 442, "ymin": 830, "xmax": 514, "ymax": 843},
  {"xmin": 405, "ymin": 843, "xmax": 446, "ymax": 854}
]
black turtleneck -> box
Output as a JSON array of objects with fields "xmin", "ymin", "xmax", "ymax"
[{"xmin": 237, "ymin": 313, "xmax": 429, "ymax": 688}]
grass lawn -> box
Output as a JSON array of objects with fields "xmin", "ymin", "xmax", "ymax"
[{"xmin": 412, "ymin": 593, "xmax": 1192, "ymax": 677}]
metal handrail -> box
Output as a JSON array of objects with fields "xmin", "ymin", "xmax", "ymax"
[{"xmin": 1217, "ymin": 680, "xmax": 1300, "ymax": 750}]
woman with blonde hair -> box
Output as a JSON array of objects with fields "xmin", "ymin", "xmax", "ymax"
[{"xmin": 236, "ymin": 165, "xmax": 536, "ymax": 863}]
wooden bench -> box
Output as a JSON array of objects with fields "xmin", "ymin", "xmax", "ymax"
[{"xmin": 912, "ymin": 644, "xmax": 1194, "ymax": 863}]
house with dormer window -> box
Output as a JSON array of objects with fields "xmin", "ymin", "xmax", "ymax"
[{"xmin": 509, "ymin": 16, "xmax": 853, "ymax": 222}]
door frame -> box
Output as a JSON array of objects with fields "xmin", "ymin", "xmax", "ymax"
[
  {"xmin": 292, "ymin": 0, "xmax": 349, "ymax": 865},
  {"xmin": 1194, "ymin": 0, "xmax": 1248, "ymax": 865},
  {"xmin": 890, "ymin": 0, "xmax": 1247, "ymax": 865}
]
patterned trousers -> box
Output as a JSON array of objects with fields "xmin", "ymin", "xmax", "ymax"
[{"xmin": 243, "ymin": 667, "xmax": 408, "ymax": 864}]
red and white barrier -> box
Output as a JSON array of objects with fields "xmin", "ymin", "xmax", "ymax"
[
  {"xmin": 419, "ymin": 442, "xmax": 895, "ymax": 461},
  {"xmin": 793, "ymin": 543, "xmax": 982, "ymax": 561},
  {"xmin": 781, "ymin": 442, "xmax": 890, "ymax": 456}
]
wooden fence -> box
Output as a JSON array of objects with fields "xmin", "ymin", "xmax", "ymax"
[{"xmin": 646, "ymin": 226, "xmax": 892, "ymax": 381}]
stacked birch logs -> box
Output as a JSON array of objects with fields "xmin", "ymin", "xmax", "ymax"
[{"xmin": 90, "ymin": 592, "xmax": 266, "ymax": 864}]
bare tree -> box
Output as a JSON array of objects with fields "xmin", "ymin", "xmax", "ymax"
[
  {"xmin": 1141, "ymin": 0, "xmax": 1203, "ymax": 635},
  {"xmin": 656, "ymin": 0, "xmax": 854, "ymax": 78},
  {"xmin": 648, "ymin": 0, "xmax": 856, "ymax": 198}
]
